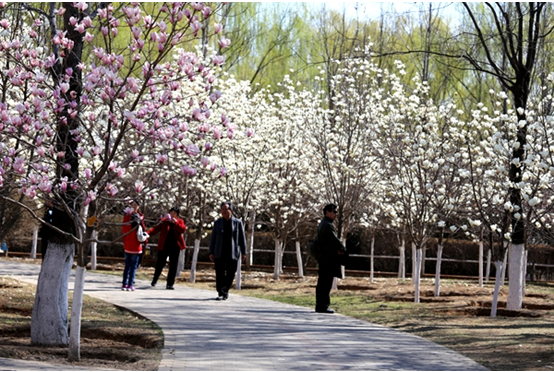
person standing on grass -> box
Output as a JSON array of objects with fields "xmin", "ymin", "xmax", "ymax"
[
  {"xmin": 121, "ymin": 200, "xmax": 148, "ymax": 291},
  {"xmin": 209, "ymin": 202, "xmax": 247, "ymax": 301},
  {"xmin": 148, "ymin": 206, "xmax": 186, "ymax": 290},
  {"xmin": 315, "ymin": 203, "xmax": 347, "ymax": 314}
]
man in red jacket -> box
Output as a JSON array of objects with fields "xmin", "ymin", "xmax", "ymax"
[{"xmin": 147, "ymin": 207, "xmax": 186, "ymax": 290}]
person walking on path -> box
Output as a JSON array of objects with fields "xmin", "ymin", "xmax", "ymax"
[
  {"xmin": 147, "ymin": 207, "xmax": 186, "ymax": 290},
  {"xmin": 121, "ymin": 200, "xmax": 148, "ymax": 291},
  {"xmin": 315, "ymin": 203, "xmax": 347, "ymax": 314},
  {"xmin": 209, "ymin": 202, "xmax": 247, "ymax": 300}
]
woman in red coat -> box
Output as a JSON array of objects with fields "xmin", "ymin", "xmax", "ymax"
[
  {"xmin": 147, "ymin": 207, "xmax": 186, "ymax": 289},
  {"xmin": 121, "ymin": 200, "xmax": 148, "ymax": 291}
]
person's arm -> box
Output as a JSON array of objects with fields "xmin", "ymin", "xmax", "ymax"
[
  {"xmin": 173, "ymin": 218, "xmax": 186, "ymax": 235},
  {"xmin": 147, "ymin": 222, "xmax": 163, "ymax": 236},
  {"xmin": 321, "ymin": 221, "xmax": 346, "ymax": 252}
]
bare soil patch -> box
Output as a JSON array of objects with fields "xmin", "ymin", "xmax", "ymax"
[{"xmin": 0, "ymin": 274, "xmax": 162, "ymax": 371}]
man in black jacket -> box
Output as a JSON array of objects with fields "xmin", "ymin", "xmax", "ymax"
[
  {"xmin": 315, "ymin": 204, "xmax": 347, "ymax": 314},
  {"xmin": 209, "ymin": 202, "xmax": 247, "ymax": 301}
]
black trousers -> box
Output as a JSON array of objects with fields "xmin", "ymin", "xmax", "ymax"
[
  {"xmin": 152, "ymin": 246, "xmax": 181, "ymax": 287},
  {"xmin": 315, "ymin": 268, "xmax": 335, "ymax": 311},
  {"xmin": 214, "ymin": 258, "xmax": 238, "ymax": 296}
]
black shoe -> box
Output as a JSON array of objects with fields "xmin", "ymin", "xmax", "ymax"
[
  {"xmin": 315, "ymin": 308, "xmax": 335, "ymax": 314},
  {"xmin": 216, "ymin": 295, "xmax": 225, "ymax": 301},
  {"xmin": 166, "ymin": 285, "xmax": 174, "ymax": 290},
  {"xmin": 151, "ymin": 281, "xmax": 156, "ymax": 287},
  {"xmin": 223, "ymin": 293, "xmax": 228, "ymax": 300}
]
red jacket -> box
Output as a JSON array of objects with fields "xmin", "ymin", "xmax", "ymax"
[
  {"xmin": 122, "ymin": 212, "xmax": 146, "ymax": 254},
  {"xmin": 147, "ymin": 218, "xmax": 186, "ymax": 251}
]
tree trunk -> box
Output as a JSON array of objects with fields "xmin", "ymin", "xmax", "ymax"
[
  {"xmin": 491, "ymin": 260, "xmax": 503, "ymax": 318},
  {"xmin": 398, "ymin": 238, "xmax": 405, "ymax": 280},
  {"xmin": 189, "ymin": 239, "xmax": 201, "ymax": 283},
  {"xmin": 507, "ymin": 243, "xmax": 525, "ymax": 310},
  {"xmin": 31, "ymin": 226, "xmax": 38, "ymax": 259},
  {"xmin": 414, "ymin": 248, "xmax": 422, "ymax": 303},
  {"xmin": 486, "ymin": 249, "xmax": 492, "ymax": 282},
  {"xmin": 478, "ymin": 240, "xmax": 484, "ymax": 287},
  {"xmin": 247, "ymin": 210, "xmax": 256, "ymax": 268},
  {"xmin": 90, "ymin": 230, "xmax": 98, "ymax": 271},
  {"xmin": 68, "ymin": 265, "xmax": 86, "ymax": 361},
  {"xmin": 235, "ymin": 254, "xmax": 242, "ymax": 289},
  {"xmin": 434, "ymin": 244, "xmax": 443, "ymax": 297},
  {"xmin": 411, "ymin": 242, "xmax": 416, "ymax": 284},
  {"xmin": 176, "ymin": 249, "xmax": 185, "ymax": 277},
  {"xmin": 31, "ymin": 242, "xmax": 74, "ymax": 345},
  {"xmin": 273, "ymin": 239, "xmax": 281, "ymax": 280},
  {"xmin": 295, "ymin": 241, "xmax": 303, "ymax": 278},
  {"xmin": 522, "ymin": 249, "xmax": 528, "ymax": 297},
  {"xmin": 369, "ymin": 234, "xmax": 375, "ymax": 283},
  {"xmin": 501, "ymin": 245, "xmax": 509, "ymax": 286}
]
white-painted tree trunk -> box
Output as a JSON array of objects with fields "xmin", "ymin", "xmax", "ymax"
[
  {"xmin": 332, "ymin": 277, "xmax": 338, "ymax": 290},
  {"xmin": 398, "ymin": 238, "xmax": 405, "ymax": 280},
  {"xmin": 507, "ymin": 243, "xmax": 525, "ymax": 311},
  {"xmin": 501, "ymin": 245, "xmax": 509, "ymax": 286},
  {"xmin": 235, "ymin": 254, "xmax": 242, "ymax": 289},
  {"xmin": 414, "ymin": 248, "xmax": 422, "ymax": 303},
  {"xmin": 486, "ymin": 249, "xmax": 492, "ymax": 282},
  {"xmin": 31, "ymin": 226, "xmax": 38, "ymax": 259},
  {"xmin": 421, "ymin": 247, "xmax": 426, "ymax": 275},
  {"xmin": 522, "ymin": 250, "xmax": 528, "ymax": 297},
  {"xmin": 189, "ymin": 239, "xmax": 200, "ymax": 283},
  {"xmin": 90, "ymin": 230, "xmax": 98, "ymax": 271},
  {"xmin": 490, "ymin": 260, "xmax": 503, "ymax": 318},
  {"xmin": 248, "ymin": 210, "xmax": 256, "ymax": 267},
  {"xmin": 273, "ymin": 239, "xmax": 281, "ymax": 280},
  {"xmin": 31, "ymin": 242, "xmax": 74, "ymax": 345},
  {"xmin": 411, "ymin": 242, "xmax": 416, "ymax": 284},
  {"xmin": 68, "ymin": 265, "xmax": 86, "ymax": 361},
  {"xmin": 478, "ymin": 240, "xmax": 484, "ymax": 287},
  {"xmin": 295, "ymin": 241, "xmax": 303, "ymax": 278},
  {"xmin": 369, "ymin": 234, "xmax": 375, "ymax": 283},
  {"xmin": 176, "ymin": 248, "xmax": 185, "ymax": 277},
  {"xmin": 434, "ymin": 244, "xmax": 443, "ymax": 297}
]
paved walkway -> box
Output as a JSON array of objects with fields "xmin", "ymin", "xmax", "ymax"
[{"xmin": 0, "ymin": 260, "xmax": 487, "ymax": 371}]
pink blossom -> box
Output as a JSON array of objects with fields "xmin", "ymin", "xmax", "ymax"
[
  {"xmin": 132, "ymin": 150, "xmax": 139, "ymax": 159},
  {"xmin": 219, "ymin": 37, "xmax": 231, "ymax": 48},
  {"xmin": 156, "ymin": 153, "xmax": 168, "ymax": 164},
  {"xmin": 201, "ymin": 157, "xmax": 210, "ymax": 167},
  {"xmin": 205, "ymin": 142, "xmax": 212, "ymax": 151},
  {"xmin": 0, "ymin": 19, "xmax": 9, "ymax": 29},
  {"xmin": 219, "ymin": 167, "xmax": 228, "ymax": 178},
  {"xmin": 213, "ymin": 55, "xmax": 225, "ymax": 66},
  {"xmin": 214, "ymin": 23, "xmax": 222, "ymax": 34},
  {"xmin": 135, "ymin": 180, "xmax": 144, "ymax": 193},
  {"xmin": 246, "ymin": 128, "xmax": 255, "ymax": 137},
  {"xmin": 69, "ymin": 16, "xmax": 78, "ymax": 26},
  {"xmin": 93, "ymin": 146, "xmax": 101, "ymax": 156},
  {"xmin": 109, "ymin": 161, "xmax": 117, "ymax": 171},
  {"xmin": 116, "ymin": 167, "xmax": 125, "ymax": 177},
  {"xmin": 85, "ymin": 168, "xmax": 92, "ymax": 179}
]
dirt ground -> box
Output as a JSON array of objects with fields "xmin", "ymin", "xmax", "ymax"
[{"xmin": 1, "ymin": 258, "xmax": 554, "ymax": 370}]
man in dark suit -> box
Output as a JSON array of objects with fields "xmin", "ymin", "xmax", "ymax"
[
  {"xmin": 315, "ymin": 204, "xmax": 347, "ymax": 314},
  {"xmin": 209, "ymin": 202, "xmax": 247, "ymax": 300}
]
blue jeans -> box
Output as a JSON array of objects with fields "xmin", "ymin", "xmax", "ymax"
[{"xmin": 122, "ymin": 253, "xmax": 140, "ymax": 286}]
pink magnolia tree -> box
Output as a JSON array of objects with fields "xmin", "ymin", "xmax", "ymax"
[{"xmin": 0, "ymin": 2, "xmax": 231, "ymax": 359}]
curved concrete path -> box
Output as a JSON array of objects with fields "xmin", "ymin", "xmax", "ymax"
[{"xmin": 0, "ymin": 260, "xmax": 487, "ymax": 371}]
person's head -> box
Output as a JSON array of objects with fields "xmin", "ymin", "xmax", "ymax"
[
  {"xmin": 323, "ymin": 204, "xmax": 338, "ymax": 221},
  {"xmin": 169, "ymin": 206, "xmax": 179, "ymax": 219},
  {"xmin": 220, "ymin": 202, "xmax": 233, "ymax": 220},
  {"xmin": 130, "ymin": 199, "xmax": 140, "ymax": 212}
]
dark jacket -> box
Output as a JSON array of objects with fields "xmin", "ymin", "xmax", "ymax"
[
  {"xmin": 147, "ymin": 218, "xmax": 186, "ymax": 251},
  {"xmin": 209, "ymin": 217, "xmax": 247, "ymax": 260},
  {"xmin": 316, "ymin": 216, "xmax": 347, "ymax": 278}
]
